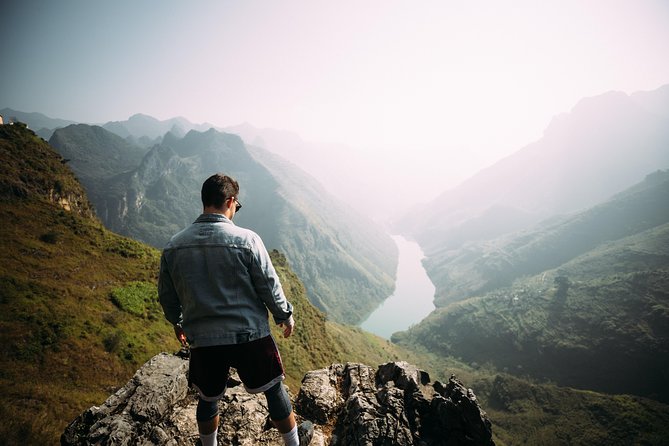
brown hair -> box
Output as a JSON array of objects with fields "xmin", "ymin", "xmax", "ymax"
[{"xmin": 201, "ymin": 174, "xmax": 239, "ymax": 209}]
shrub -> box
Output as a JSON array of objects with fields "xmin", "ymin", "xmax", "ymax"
[{"xmin": 39, "ymin": 231, "xmax": 60, "ymax": 244}]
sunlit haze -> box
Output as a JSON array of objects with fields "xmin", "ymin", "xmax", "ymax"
[{"xmin": 2, "ymin": 0, "xmax": 669, "ymax": 203}]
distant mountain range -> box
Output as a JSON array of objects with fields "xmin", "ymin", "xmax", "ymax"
[{"xmin": 49, "ymin": 124, "xmax": 397, "ymax": 324}]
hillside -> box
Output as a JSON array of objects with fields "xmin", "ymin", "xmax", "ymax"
[
  {"xmin": 49, "ymin": 125, "xmax": 397, "ymax": 324},
  {"xmin": 394, "ymin": 173, "xmax": 669, "ymax": 403},
  {"xmin": 0, "ymin": 123, "xmax": 410, "ymax": 445},
  {"xmin": 0, "ymin": 123, "xmax": 176, "ymax": 444},
  {"xmin": 48, "ymin": 124, "xmax": 149, "ymax": 208},
  {"xmin": 425, "ymin": 170, "xmax": 669, "ymax": 306}
]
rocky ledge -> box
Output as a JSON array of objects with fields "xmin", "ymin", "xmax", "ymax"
[{"xmin": 62, "ymin": 353, "xmax": 494, "ymax": 445}]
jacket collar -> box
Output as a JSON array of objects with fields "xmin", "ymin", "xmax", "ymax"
[{"xmin": 194, "ymin": 213, "xmax": 234, "ymax": 225}]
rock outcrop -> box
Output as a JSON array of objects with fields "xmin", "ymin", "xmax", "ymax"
[{"xmin": 62, "ymin": 353, "xmax": 494, "ymax": 445}]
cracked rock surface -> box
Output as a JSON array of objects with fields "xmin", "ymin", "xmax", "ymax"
[{"xmin": 62, "ymin": 354, "xmax": 494, "ymax": 445}]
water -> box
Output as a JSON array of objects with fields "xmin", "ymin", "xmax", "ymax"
[{"xmin": 360, "ymin": 235, "xmax": 436, "ymax": 339}]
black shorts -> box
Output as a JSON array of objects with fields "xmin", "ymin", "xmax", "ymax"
[{"xmin": 189, "ymin": 335, "xmax": 285, "ymax": 401}]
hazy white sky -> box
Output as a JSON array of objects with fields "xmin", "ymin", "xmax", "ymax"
[{"xmin": 2, "ymin": 0, "xmax": 669, "ymax": 195}]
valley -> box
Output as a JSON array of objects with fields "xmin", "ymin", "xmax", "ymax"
[{"xmin": 2, "ymin": 83, "xmax": 669, "ymax": 444}]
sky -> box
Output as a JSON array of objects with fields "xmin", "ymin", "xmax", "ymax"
[{"xmin": 2, "ymin": 0, "xmax": 669, "ymax": 200}]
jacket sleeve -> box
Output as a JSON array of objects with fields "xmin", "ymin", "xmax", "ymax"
[
  {"xmin": 158, "ymin": 253, "xmax": 183, "ymax": 326},
  {"xmin": 249, "ymin": 234, "xmax": 293, "ymax": 324}
]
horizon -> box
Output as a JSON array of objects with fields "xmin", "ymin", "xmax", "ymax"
[{"xmin": 2, "ymin": 0, "xmax": 669, "ymax": 204}]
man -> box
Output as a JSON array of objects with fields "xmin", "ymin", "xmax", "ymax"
[{"xmin": 158, "ymin": 173, "xmax": 312, "ymax": 446}]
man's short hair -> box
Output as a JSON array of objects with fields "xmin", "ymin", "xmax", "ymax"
[{"xmin": 201, "ymin": 174, "xmax": 239, "ymax": 209}]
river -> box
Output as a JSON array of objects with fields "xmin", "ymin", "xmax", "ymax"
[{"xmin": 360, "ymin": 234, "xmax": 436, "ymax": 339}]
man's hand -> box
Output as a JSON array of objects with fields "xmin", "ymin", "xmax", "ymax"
[
  {"xmin": 174, "ymin": 324, "xmax": 188, "ymax": 347},
  {"xmin": 278, "ymin": 315, "xmax": 295, "ymax": 338}
]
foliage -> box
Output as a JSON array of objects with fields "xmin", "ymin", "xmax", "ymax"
[{"xmin": 110, "ymin": 281, "xmax": 161, "ymax": 319}]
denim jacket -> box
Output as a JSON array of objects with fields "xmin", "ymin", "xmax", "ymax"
[{"xmin": 158, "ymin": 213, "xmax": 293, "ymax": 348}]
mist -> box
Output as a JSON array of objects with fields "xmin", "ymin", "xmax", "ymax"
[{"xmin": 3, "ymin": 1, "xmax": 669, "ymax": 218}]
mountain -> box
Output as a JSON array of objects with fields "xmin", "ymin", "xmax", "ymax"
[
  {"xmin": 0, "ymin": 122, "xmax": 415, "ymax": 445},
  {"xmin": 5, "ymin": 121, "xmax": 669, "ymax": 446},
  {"xmin": 49, "ymin": 125, "xmax": 398, "ymax": 324},
  {"xmin": 393, "ymin": 171, "xmax": 669, "ymax": 403},
  {"xmin": 102, "ymin": 113, "xmax": 215, "ymax": 140},
  {"xmin": 400, "ymin": 84, "xmax": 669, "ymax": 256},
  {"xmin": 224, "ymin": 122, "xmax": 394, "ymax": 218},
  {"xmin": 425, "ymin": 169, "xmax": 669, "ymax": 306},
  {"xmin": 0, "ymin": 107, "xmax": 78, "ymax": 139},
  {"xmin": 49, "ymin": 124, "xmax": 149, "ymax": 207}
]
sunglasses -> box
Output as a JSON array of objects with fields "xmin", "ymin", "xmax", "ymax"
[{"xmin": 232, "ymin": 198, "xmax": 242, "ymax": 212}]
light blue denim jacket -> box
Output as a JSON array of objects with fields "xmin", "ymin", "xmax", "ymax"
[{"xmin": 158, "ymin": 213, "xmax": 293, "ymax": 348}]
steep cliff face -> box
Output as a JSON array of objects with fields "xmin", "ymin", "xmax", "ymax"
[{"xmin": 62, "ymin": 353, "xmax": 494, "ymax": 446}]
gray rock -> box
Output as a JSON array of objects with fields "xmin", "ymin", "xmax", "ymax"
[{"xmin": 62, "ymin": 354, "xmax": 494, "ymax": 446}]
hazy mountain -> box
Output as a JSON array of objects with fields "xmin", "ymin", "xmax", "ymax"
[
  {"xmin": 394, "ymin": 171, "xmax": 669, "ymax": 402},
  {"xmin": 0, "ymin": 122, "xmax": 422, "ymax": 444},
  {"xmin": 0, "ymin": 107, "xmax": 78, "ymax": 139},
  {"xmin": 50, "ymin": 125, "xmax": 397, "ymax": 324},
  {"xmin": 400, "ymin": 84, "xmax": 669, "ymax": 256},
  {"xmin": 102, "ymin": 113, "xmax": 215, "ymax": 140},
  {"xmin": 425, "ymin": 169, "xmax": 669, "ymax": 306},
  {"xmin": 224, "ymin": 123, "xmax": 392, "ymax": 218}
]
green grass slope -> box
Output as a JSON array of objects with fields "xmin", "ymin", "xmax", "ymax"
[{"xmin": 0, "ymin": 124, "xmax": 179, "ymax": 444}]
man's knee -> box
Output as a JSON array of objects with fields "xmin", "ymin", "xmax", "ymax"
[
  {"xmin": 196, "ymin": 397, "xmax": 219, "ymax": 422},
  {"xmin": 264, "ymin": 382, "xmax": 293, "ymax": 421}
]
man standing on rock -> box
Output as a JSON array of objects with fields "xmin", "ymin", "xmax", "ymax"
[{"xmin": 159, "ymin": 173, "xmax": 312, "ymax": 446}]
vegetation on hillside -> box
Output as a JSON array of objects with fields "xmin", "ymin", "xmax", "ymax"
[{"xmin": 0, "ymin": 124, "xmax": 177, "ymax": 444}]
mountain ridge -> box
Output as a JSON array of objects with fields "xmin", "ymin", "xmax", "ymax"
[
  {"xmin": 49, "ymin": 124, "xmax": 398, "ymax": 324},
  {"xmin": 399, "ymin": 84, "xmax": 669, "ymax": 256}
]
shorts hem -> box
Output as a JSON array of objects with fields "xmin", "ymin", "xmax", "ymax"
[
  {"xmin": 245, "ymin": 374, "xmax": 285, "ymax": 394},
  {"xmin": 192, "ymin": 383, "xmax": 227, "ymax": 402}
]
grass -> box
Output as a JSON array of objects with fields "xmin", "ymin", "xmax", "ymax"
[{"xmin": 0, "ymin": 195, "xmax": 179, "ymax": 445}]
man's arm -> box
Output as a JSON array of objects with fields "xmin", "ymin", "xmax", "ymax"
[
  {"xmin": 158, "ymin": 254, "xmax": 185, "ymax": 344},
  {"xmin": 248, "ymin": 235, "xmax": 294, "ymax": 328}
]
